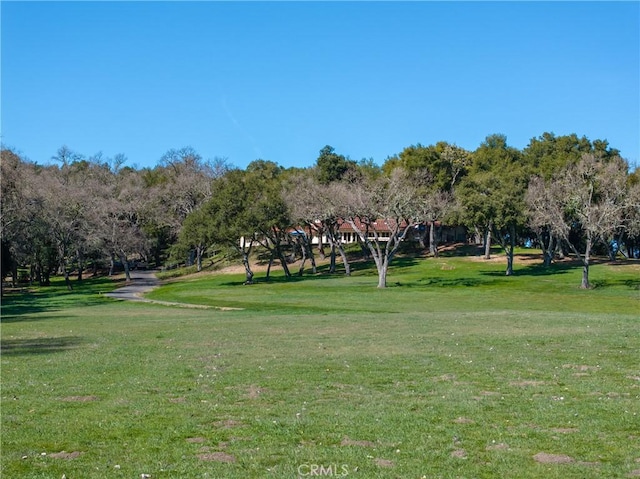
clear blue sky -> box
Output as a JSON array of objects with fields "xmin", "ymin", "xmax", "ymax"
[{"xmin": 2, "ymin": 1, "xmax": 638, "ymax": 169}]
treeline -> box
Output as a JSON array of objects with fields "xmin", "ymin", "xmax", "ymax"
[{"xmin": 1, "ymin": 133, "xmax": 639, "ymax": 290}]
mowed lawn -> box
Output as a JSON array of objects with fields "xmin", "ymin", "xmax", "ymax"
[{"xmin": 1, "ymin": 253, "xmax": 639, "ymax": 478}]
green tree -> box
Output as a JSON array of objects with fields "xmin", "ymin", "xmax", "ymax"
[
  {"xmin": 384, "ymin": 142, "xmax": 470, "ymax": 255},
  {"xmin": 192, "ymin": 162, "xmax": 292, "ymax": 284},
  {"xmin": 245, "ymin": 160, "xmax": 293, "ymax": 279},
  {"xmin": 316, "ymin": 145, "xmax": 357, "ymax": 185},
  {"xmin": 383, "ymin": 141, "xmax": 470, "ymax": 192},
  {"xmin": 176, "ymin": 207, "xmax": 213, "ymax": 272},
  {"xmin": 457, "ymin": 134, "xmax": 527, "ymax": 275},
  {"xmin": 310, "ymin": 146, "xmax": 358, "ymax": 265},
  {"xmin": 197, "ymin": 169, "xmax": 256, "ymax": 284}
]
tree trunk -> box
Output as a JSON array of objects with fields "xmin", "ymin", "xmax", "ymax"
[
  {"xmin": 58, "ymin": 249, "xmax": 73, "ymax": 291},
  {"xmin": 196, "ymin": 244, "xmax": 203, "ymax": 272},
  {"xmin": 77, "ymin": 249, "xmax": 84, "ymax": 282},
  {"xmin": 109, "ymin": 252, "xmax": 116, "ymax": 276},
  {"xmin": 505, "ymin": 225, "xmax": 515, "ymax": 276},
  {"xmin": 42, "ymin": 267, "xmax": 51, "ymax": 286},
  {"xmin": 297, "ymin": 238, "xmax": 307, "ymax": 276},
  {"xmin": 484, "ymin": 227, "xmax": 492, "ymax": 259},
  {"xmin": 120, "ymin": 253, "xmax": 131, "ymax": 282},
  {"xmin": 316, "ymin": 226, "xmax": 326, "ymax": 260},
  {"xmin": 329, "ymin": 243, "xmax": 336, "ymax": 273},
  {"xmin": 377, "ymin": 257, "xmax": 388, "ymax": 288},
  {"xmin": 336, "ymin": 243, "xmax": 351, "ymax": 276},
  {"xmin": 473, "ymin": 227, "xmax": 482, "ymax": 245},
  {"xmin": 277, "ymin": 245, "xmax": 291, "ymax": 278},
  {"xmin": 581, "ymin": 261, "xmax": 590, "ymax": 289},
  {"xmin": 505, "ymin": 248, "xmax": 514, "ymax": 276},
  {"xmin": 243, "ymin": 253, "xmax": 254, "ymax": 284},
  {"xmin": 266, "ymin": 250, "xmax": 274, "ymax": 280},
  {"xmin": 418, "ymin": 224, "xmax": 427, "ymax": 249},
  {"xmin": 541, "ymin": 231, "xmax": 554, "ymax": 267},
  {"xmin": 580, "ymin": 238, "xmax": 591, "ymax": 289},
  {"xmin": 62, "ymin": 266, "xmax": 73, "ymax": 290},
  {"xmin": 327, "ymin": 226, "xmax": 350, "ymax": 275},
  {"xmin": 308, "ymin": 241, "xmax": 317, "ymax": 274},
  {"xmin": 429, "ymin": 221, "xmax": 438, "ymax": 257}
]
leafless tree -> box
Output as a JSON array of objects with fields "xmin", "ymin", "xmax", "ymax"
[
  {"xmin": 337, "ymin": 168, "xmax": 423, "ymax": 288},
  {"xmin": 284, "ymin": 173, "xmax": 350, "ymax": 275},
  {"xmin": 526, "ymin": 153, "xmax": 629, "ymax": 288}
]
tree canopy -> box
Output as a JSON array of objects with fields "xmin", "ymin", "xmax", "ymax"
[{"xmin": 2, "ymin": 131, "xmax": 637, "ymax": 291}]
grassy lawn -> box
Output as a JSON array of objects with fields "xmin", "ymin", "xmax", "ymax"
[{"xmin": 1, "ymin": 252, "xmax": 639, "ymax": 478}]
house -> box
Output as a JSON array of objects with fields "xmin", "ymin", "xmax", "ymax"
[{"xmin": 303, "ymin": 220, "xmax": 467, "ymax": 246}]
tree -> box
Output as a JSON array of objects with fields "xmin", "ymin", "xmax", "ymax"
[
  {"xmin": 338, "ymin": 168, "xmax": 423, "ymax": 288},
  {"xmin": 316, "ymin": 145, "xmax": 357, "ymax": 185},
  {"xmin": 83, "ymin": 162, "xmax": 149, "ymax": 281},
  {"xmin": 523, "ymin": 132, "xmax": 592, "ymax": 180},
  {"xmin": 457, "ymin": 134, "xmax": 527, "ymax": 274},
  {"xmin": 523, "ymin": 132, "xmax": 622, "ymax": 265},
  {"xmin": 312, "ymin": 146, "xmax": 358, "ymax": 262},
  {"xmin": 526, "ymin": 154, "xmax": 629, "ymax": 288},
  {"xmin": 384, "ymin": 142, "xmax": 469, "ymax": 255},
  {"xmin": 173, "ymin": 207, "xmax": 211, "ymax": 272},
  {"xmin": 244, "ymin": 160, "xmax": 293, "ymax": 279},
  {"xmin": 194, "ymin": 169, "xmax": 257, "ymax": 284},
  {"xmin": 143, "ymin": 147, "xmax": 229, "ymax": 265},
  {"xmin": 39, "ymin": 152, "xmax": 91, "ymax": 290},
  {"xmin": 284, "ymin": 172, "xmax": 349, "ymax": 276},
  {"xmin": 384, "ymin": 141, "xmax": 470, "ymax": 192},
  {"xmin": 420, "ymin": 189, "xmax": 454, "ymax": 257},
  {"xmin": 621, "ymin": 170, "xmax": 640, "ymax": 258},
  {"xmin": 1, "ymin": 149, "xmax": 30, "ymax": 287},
  {"xmin": 1, "ymin": 152, "xmax": 64, "ymax": 287}
]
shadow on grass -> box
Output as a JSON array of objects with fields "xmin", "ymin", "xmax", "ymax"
[
  {"xmin": 0, "ymin": 336, "xmax": 85, "ymax": 355},
  {"xmin": 217, "ymin": 258, "xmax": 374, "ymax": 286},
  {"xmin": 480, "ymin": 261, "xmax": 575, "ymax": 278},
  {"xmin": 219, "ymin": 270, "xmax": 348, "ymax": 287},
  {"xmin": 591, "ymin": 278, "xmax": 640, "ymax": 290},
  {"xmin": 220, "ymin": 256, "xmax": 423, "ymax": 286},
  {"xmin": 437, "ymin": 244, "xmax": 504, "ymax": 258},
  {"xmin": 0, "ymin": 293, "xmax": 52, "ymax": 321},
  {"xmin": 1, "ymin": 276, "xmax": 118, "ymax": 322},
  {"xmin": 412, "ymin": 277, "xmax": 493, "ymax": 288}
]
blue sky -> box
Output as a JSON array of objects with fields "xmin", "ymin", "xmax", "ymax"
[{"xmin": 2, "ymin": 1, "xmax": 638, "ymax": 169}]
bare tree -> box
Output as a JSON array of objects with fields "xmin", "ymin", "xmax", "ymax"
[
  {"xmin": 526, "ymin": 154, "xmax": 629, "ymax": 288},
  {"xmin": 338, "ymin": 168, "xmax": 422, "ymax": 288},
  {"xmin": 420, "ymin": 186, "xmax": 454, "ymax": 258},
  {"xmin": 37, "ymin": 160, "xmax": 91, "ymax": 290},
  {"xmin": 622, "ymin": 181, "xmax": 640, "ymax": 257},
  {"xmin": 284, "ymin": 173, "xmax": 350, "ymax": 275},
  {"xmin": 1, "ymin": 149, "xmax": 32, "ymax": 288}
]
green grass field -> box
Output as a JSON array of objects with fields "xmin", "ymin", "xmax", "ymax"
[{"xmin": 2, "ymin": 251, "xmax": 639, "ymax": 478}]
